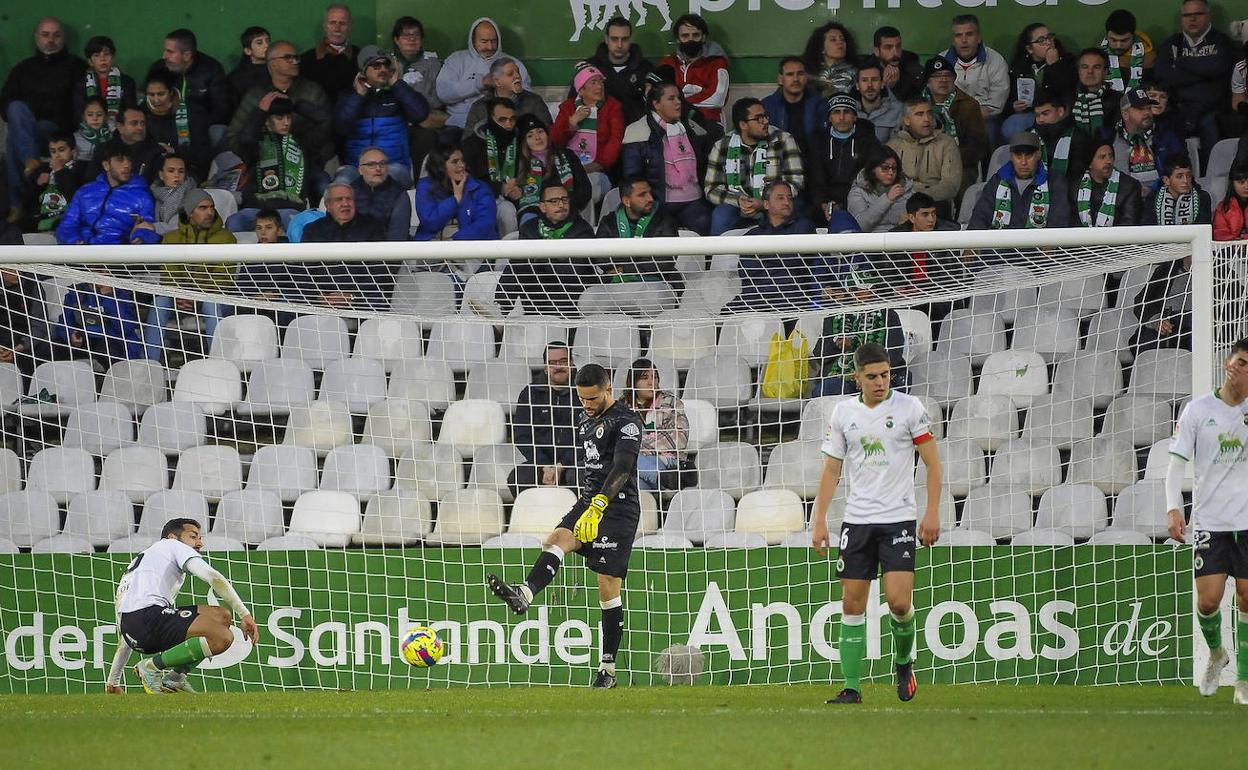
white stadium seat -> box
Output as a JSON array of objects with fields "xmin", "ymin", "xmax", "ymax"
[
  {"xmin": 390, "ymin": 267, "xmax": 458, "ymax": 318},
  {"xmin": 362, "ymin": 399, "xmax": 433, "ymax": 459},
  {"xmin": 137, "ymin": 402, "xmax": 208, "ymax": 455},
  {"xmin": 1037, "ymin": 274, "xmax": 1105, "ymax": 318},
  {"xmin": 649, "ymin": 317, "xmax": 719, "ymax": 368},
  {"xmin": 572, "ymin": 315, "xmax": 641, "ymax": 369},
  {"xmin": 355, "ymin": 488, "xmax": 434, "ymax": 545},
  {"xmin": 718, "ymin": 316, "xmax": 783, "ymax": 367},
  {"xmin": 427, "ymin": 317, "xmax": 498, "ymax": 373},
  {"xmin": 465, "ymin": 360, "xmax": 536, "ymax": 414},
  {"xmin": 1067, "ymin": 437, "xmax": 1138, "ymax": 495},
  {"xmin": 763, "ymin": 439, "xmax": 825, "ymax": 499},
  {"xmin": 960, "ymin": 485, "xmax": 1034, "ymax": 539},
  {"xmin": 257, "ymin": 534, "xmax": 323, "ymax": 551},
  {"xmin": 1035, "ymin": 484, "xmax": 1109, "ymax": 539},
  {"xmin": 977, "ymin": 350, "xmax": 1049, "ymax": 407},
  {"xmin": 438, "ymin": 399, "xmax": 507, "ymax": 459},
  {"xmin": 353, "ymin": 317, "xmax": 425, "ymax": 372},
  {"xmin": 683, "ymin": 399, "xmax": 720, "ymax": 452},
  {"xmin": 212, "ymin": 489, "xmax": 285, "ymax": 545},
  {"xmin": 198, "ymin": 535, "xmax": 246, "ymax": 552},
  {"xmin": 280, "ymin": 314, "xmax": 350, "ymax": 369},
  {"xmin": 947, "ymin": 395, "xmax": 1018, "ymax": 451},
  {"xmin": 0, "ymin": 362, "xmax": 21, "ymax": 407},
  {"xmin": 16, "ymin": 360, "xmax": 96, "ymax": 417},
  {"xmin": 1021, "ymin": 396, "xmax": 1095, "ymax": 450},
  {"xmin": 969, "ymin": 264, "xmax": 1036, "ymax": 325},
  {"xmin": 173, "ymin": 445, "xmax": 242, "ymax": 502},
  {"xmin": 1085, "ymin": 308, "xmax": 1139, "ymax": 364},
  {"xmin": 695, "ymin": 442, "xmax": 762, "ymax": 500},
  {"xmin": 387, "ymin": 359, "xmax": 456, "ymax": 413},
  {"xmin": 28, "ymin": 447, "xmax": 96, "ymax": 504},
  {"xmin": 500, "ymin": 317, "xmax": 570, "ymax": 366},
  {"xmin": 988, "ymin": 439, "xmax": 1061, "ymax": 495},
  {"xmin": 468, "ymin": 444, "xmax": 524, "ymax": 503},
  {"xmin": 320, "ymin": 444, "xmax": 392, "ymax": 497},
  {"xmin": 137, "ymin": 490, "xmax": 210, "ymax": 536},
  {"xmin": 1087, "ymin": 529, "xmax": 1153, "ymax": 545},
  {"xmin": 704, "ymin": 532, "xmax": 768, "ymax": 548},
  {"xmin": 919, "ymin": 438, "xmax": 986, "ymax": 498},
  {"xmin": 283, "ymin": 402, "xmax": 353, "ymax": 456},
  {"xmin": 394, "ymin": 443, "xmax": 465, "ymax": 500},
  {"xmin": 62, "ymin": 490, "xmax": 134, "ymax": 546},
  {"xmin": 909, "ymin": 353, "xmax": 974, "ymax": 407},
  {"xmin": 797, "ymin": 395, "xmax": 853, "ymax": 442},
  {"xmin": 1011, "ymin": 528, "xmax": 1076, "ymax": 546},
  {"xmin": 1143, "ymin": 438, "xmax": 1193, "ymax": 491},
  {"xmin": 939, "ymin": 528, "xmax": 996, "ymax": 546},
  {"xmin": 508, "ymin": 487, "xmax": 577, "ymax": 536},
  {"xmin": 31, "ymin": 534, "xmax": 94, "ymax": 554},
  {"xmin": 318, "ymin": 357, "xmax": 388, "ymax": 412},
  {"xmin": 683, "ymin": 355, "xmax": 753, "ymax": 410},
  {"xmin": 245, "ymin": 445, "xmax": 317, "ymax": 505},
  {"xmin": 1099, "ymin": 395, "xmax": 1174, "ymax": 448},
  {"xmin": 634, "ymin": 533, "xmax": 695, "ymax": 549},
  {"xmin": 1111, "ymin": 481, "xmax": 1170, "ymax": 539},
  {"xmin": 734, "ymin": 489, "xmax": 805, "ymax": 545},
  {"xmin": 173, "ymin": 359, "xmax": 242, "ymax": 416},
  {"xmin": 100, "ymin": 360, "xmax": 168, "ymax": 416},
  {"xmin": 1011, "ymin": 306, "xmax": 1079, "ymax": 362},
  {"xmin": 289, "ymin": 490, "xmax": 361, "ymax": 547},
  {"xmin": 893, "ymin": 308, "xmax": 932, "ymax": 362},
  {"xmin": 235, "ymin": 359, "xmax": 315, "ymax": 417},
  {"xmin": 915, "ymin": 484, "xmax": 958, "ymax": 532},
  {"xmin": 62, "ymin": 401, "xmax": 134, "ymax": 455},
  {"xmin": 661, "ymin": 489, "xmax": 736, "ymax": 545},
  {"xmin": 424, "ymin": 488, "xmax": 505, "ymax": 545},
  {"xmin": 462, "ymin": 270, "xmax": 505, "ymax": 320},
  {"xmin": 1052, "ymin": 351, "xmax": 1123, "ymax": 409},
  {"xmin": 209, "ymin": 314, "xmax": 279, "ymax": 372},
  {"xmin": 100, "ymin": 446, "xmax": 169, "ymax": 503},
  {"xmin": 482, "ymin": 533, "xmax": 544, "ymax": 548},
  {"xmin": 936, "ymin": 308, "xmax": 1005, "ymax": 366},
  {"xmin": 0, "ymin": 490, "xmax": 60, "ymax": 548},
  {"xmin": 1128, "ymin": 349, "xmax": 1193, "ymax": 401},
  {"xmin": 0, "ymin": 448, "xmax": 21, "ymax": 493}
]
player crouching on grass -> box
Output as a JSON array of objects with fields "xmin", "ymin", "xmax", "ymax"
[
  {"xmin": 488, "ymin": 363, "xmax": 645, "ymax": 689},
  {"xmin": 1167, "ymin": 338, "xmax": 1248, "ymax": 705},
  {"xmin": 106, "ymin": 518, "xmax": 259, "ymax": 694},
  {"xmin": 811, "ymin": 343, "xmax": 942, "ymax": 704}
]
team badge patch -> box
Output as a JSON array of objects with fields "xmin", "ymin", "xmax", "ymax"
[
  {"xmin": 621, "ymin": 423, "xmax": 640, "ymax": 438},
  {"xmin": 885, "ymin": 417, "xmax": 894, "ymax": 429},
  {"xmin": 596, "ymin": 425, "xmax": 605, "ymax": 438}
]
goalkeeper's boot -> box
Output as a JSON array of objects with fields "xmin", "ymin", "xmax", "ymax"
[
  {"xmin": 134, "ymin": 658, "xmax": 172, "ymax": 695},
  {"xmin": 1234, "ymin": 681, "xmax": 1248, "ymax": 705},
  {"xmin": 1199, "ymin": 647, "xmax": 1229, "ymax": 697},
  {"xmin": 487, "ymin": 573, "xmax": 530, "ymax": 615},
  {"xmin": 591, "ymin": 669, "xmax": 617, "ymax": 689},
  {"xmin": 162, "ymin": 670, "xmax": 198, "ymax": 694},
  {"xmin": 826, "ymin": 688, "xmax": 862, "ymax": 704},
  {"xmin": 895, "ymin": 661, "xmax": 917, "ymax": 702}
]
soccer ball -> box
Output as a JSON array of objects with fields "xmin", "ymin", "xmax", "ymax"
[{"xmin": 400, "ymin": 625, "xmax": 444, "ymax": 668}]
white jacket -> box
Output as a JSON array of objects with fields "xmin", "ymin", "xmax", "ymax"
[{"xmin": 941, "ymin": 45, "xmax": 1009, "ymax": 116}]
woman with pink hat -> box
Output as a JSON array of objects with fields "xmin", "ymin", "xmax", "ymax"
[{"xmin": 551, "ymin": 63, "xmax": 625, "ymax": 206}]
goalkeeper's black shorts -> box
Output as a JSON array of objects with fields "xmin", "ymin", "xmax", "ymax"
[{"xmin": 559, "ymin": 504, "xmax": 639, "ymax": 578}]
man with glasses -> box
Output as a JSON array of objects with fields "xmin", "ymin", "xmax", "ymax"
[
  {"xmin": 705, "ymin": 97, "xmax": 804, "ymax": 235},
  {"xmin": 508, "ymin": 342, "xmax": 580, "ymax": 498},
  {"xmin": 346, "ymin": 147, "xmax": 412, "ymax": 241},
  {"xmin": 1155, "ymin": 0, "xmax": 1236, "ymax": 161},
  {"xmin": 391, "ymin": 16, "xmax": 446, "ymax": 174},
  {"xmin": 504, "ymin": 180, "xmax": 596, "ymax": 316},
  {"xmin": 334, "ymin": 45, "xmax": 429, "ymax": 188},
  {"xmin": 227, "ymin": 40, "xmax": 333, "ymax": 173}
]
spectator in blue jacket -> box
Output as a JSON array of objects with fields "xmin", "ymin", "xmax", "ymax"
[
  {"xmin": 414, "ymin": 145, "xmax": 497, "ymax": 241},
  {"xmin": 58, "ymin": 272, "xmax": 147, "ymax": 369},
  {"xmin": 55, "ymin": 145, "xmax": 162, "ymax": 245},
  {"xmin": 761, "ymin": 57, "xmax": 822, "ymax": 158},
  {"xmin": 334, "ymin": 46, "xmax": 430, "ymax": 187}
]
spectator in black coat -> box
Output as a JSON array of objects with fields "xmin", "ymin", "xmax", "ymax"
[
  {"xmin": 299, "ymin": 5, "xmax": 361, "ymax": 102},
  {"xmin": 808, "ymin": 94, "xmax": 881, "ymax": 222},
  {"xmin": 22, "ymin": 132, "xmax": 86, "ymax": 234},
  {"xmin": 502, "ymin": 179, "xmax": 597, "ymax": 316},
  {"xmin": 508, "ymin": 342, "xmax": 580, "ymax": 497},
  {"xmin": 228, "ymin": 27, "xmax": 272, "ymax": 110},
  {"xmin": 142, "ymin": 73, "xmax": 212, "ymax": 181},
  {"xmin": 0, "ymin": 269, "xmax": 55, "ymax": 382},
  {"xmin": 146, "ymin": 29, "xmax": 231, "ymax": 142},
  {"xmin": 595, "ymin": 177, "xmax": 680, "ymax": 286},
  {"xmin": 300, "ymin": 182, "xmax": 396, "ymax": 311},
  {"xmin": 1154, "ymin": 0, "xmax": 1237, "ymax": 158},
  {"xmin": 583, "ymin": 16, "xmax": 656, "ymax": 123}
]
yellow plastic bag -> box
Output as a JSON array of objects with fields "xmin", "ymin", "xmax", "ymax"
[{"xmin": 761, "ymin": 330, "xmax": 809, "ymax": 399}]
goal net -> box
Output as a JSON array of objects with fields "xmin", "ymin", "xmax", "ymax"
[{"xmin": 0, "ymin": 225, "xmax": 1227, "ymax": 692}]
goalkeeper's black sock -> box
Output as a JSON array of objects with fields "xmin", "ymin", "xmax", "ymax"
[
  {"xmin": 523, "ymin": 545, "xmax": 564, "ymax": 599},
  {"xmin": 600, "ymin": 597, "xmax": 624, "ymax": 675}
]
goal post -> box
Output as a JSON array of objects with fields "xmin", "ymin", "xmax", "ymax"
[{"xmin": 0, "ymin": 225, "xmax": 1225, "ymax": 692}]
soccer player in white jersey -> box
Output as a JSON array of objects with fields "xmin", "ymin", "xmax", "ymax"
[
  {"xmin": 811, "ymin": 343, "xmax": 942, "ymax": 704},
  {"xmin": 105, "ymin": 518, "xmax": 259, "ymax": 694},
  {"xmin": 1167, "ymin": 338, "xmax": 1248, "ymax": 704}
]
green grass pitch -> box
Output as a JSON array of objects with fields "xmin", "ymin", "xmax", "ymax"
[{"xmin": 1, "ymin": 684, "xmax": 1243, "ymax": 768}]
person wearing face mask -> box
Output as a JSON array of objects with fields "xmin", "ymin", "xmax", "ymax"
[
  {"xmin": 657, "ymin": 13, "xmax": 730, "ymax": 124},
  {"xmin": 809, "ymin": 94, "xmax": 882, "ymax": 223}
]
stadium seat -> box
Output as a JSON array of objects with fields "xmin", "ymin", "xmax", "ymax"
[
  {"xmin": 387, "ymin": 359, "xmax": 456, "ymax": 413},
  {"xmin": 62, "ymin": 401, "xmax": 135, "ymax": 455},
  {"xmin": 353, "ymin": 317, "xmax": 425, "ymax": 372},
  {"xmin": 137, "ymin": 490, "xmax": 210, "ymax": 536},
  {"xmin": 1099, "ymin": 395, "xmax": 1173, "ymax": 447},
  {"xmin": 320, "ymin": 444, "xmax": 392, "ymax": 497},
  {"xmin": 0, "ymin": 490, "xmax": 60, "ymax": 548},
  {"xmin": 695, "ymin": 442, "xmax": 761, "ymax": 500},
  {"xmin": 572, "ymin": 315, "xmax": 641, "ymax": 369},
  {"xmin": 362, "ymin": 399, "xmax": 433, "ymax": 459},
  {"xmin": 60, "ymin": 490, "xmax": 134, "ymax": 546},
  {"xmin": 355, "ymin": 488, "xmax": 434, "ymax": 545},
  {"xmin": 1114, "ymin": 263, "xmax": 1155, "ymax": 313},
  {"xmin": 936, "ymin": 308, "xmax": 1006, "ymax": 366},
  {"xmin": 27, "ymin": 447, "xmax": 96, "ymax": 504},
  {"xmin": 106, "ymin": 534, "xmax": 157, "ymax": 553},
  {"xmin": 438, "ymin": 399, "xmax": 507, "ymax": 459},
  {"xmin": 1111, "ymin": 481, "xmax": 1170, "ymax": 538},
  {"xmin": 211, "ymin": 489, "xmax": 285, "ymax": 545},
  {"xmin": 289, "ymin": 490, "xmax": 361, "ymax": 547},
  {"xmin": 957, "ymin": 181, "xmax": 985, "ymax": 226},
  {"xmin": 394, "ymin": 442, "xmax": 465, "ymax": 500},
  {"xmin": 390, "ymin": 267, "xmax": 458, "ymax": 318},
  {"xmin": 939, "ymin": 528, "xmax": 996, "ymax": 546},
  {"xmin": 0, "ymin": 448, "xmax": 21, "ymax": 494},
  {"xmin": 481, "ymin": 533, "xmax": 544, "ymax": 548},
  {"xmin": 661, "ymin": 489, "xmax": 736, "ymax": 545},
  {"xmin": 500, "ymin": 317, "xmax": 570, "ymax": 366},
  {"xmin": 969, "ymin": 264, "xmax": 1037, "ymax": 325},
  {"xmin": 508, "ymin": 487, "xmax": 577, "ymax": 536},
  {"xmin": 703, "ymin": 532, "xmax": 768, "ymax": 548},
  {"xmin": 0, "ymin": 362, "xmax": 21, "ymax": 407},
  {"xmin": 893, "ymin": 308, "xmax": 932, "ymax": 362},
  {"xmin": 815, "ymin": 484, "xmax": 852, "ymax": 532},
  {"xmin": 282, "ymin": 402, "xmax": 353, "ymax": 456},
  {"xmin": 908, "ymin": 352, "xmax": 974, "ymax": 407},
  {"xmin": 1143, "ymin": 438, "xmax": 1193, "ymax": 492},
  {"xmin": 0, "ymin": 536, "xmax": 18, "ymax": 554},
  {"xmin": 209, "ymin": 314, "xmax": 279, "ymax": 372},
  {"xmin": 795, "ymin": 395, "xmax": 852, "ymax": 441},
  {"xmin": 172, "ymin": 359, "xmax": 243, "ymax": 416},
  {"xmin": 1087, "ymin": 529, "xmax": 1152, "ymax": 545},
  {"xmin": 100, "ymin": 446, "xmax": 169, "ymax": 503},
  {"xmin": 734, "ymin": 489, "xmax": 804, "ymax": 544},
  {"xmin": 198, "ymin": 534, "xmax": 246, "ymax": 552},
  {"xmin": 960, "ymin": 485, "xmax": 1034, "ymax": 539},
  {"xmin": 235, "ymin": 359, "xmax": 315, "ymax": 417},
  {"xmin": 1085, "ymin": 308, "xmax": 1139, "ymax": 364},
  {"xmin": 1052, "ymin": 351, "xmax": 1123, "ymax": 409},
  {"xmin": 988, "ymin": 439, "xmax": 1061, "ymax": 495},
  {"xmin": 99, "ymin": 360, "xmax": 169, "ymax": 417},
  {"xmin": 763, "ymin": 439, "xmax": 825, "ymax": 499},
  {"xmin": 977, "ymin": 350, "xmax": 1049, "ymax": 407},
  {"xmin": 427, "ymin": 316, "xmax": 498, "ymax": 373},
  {"xmin": 1128, "ymin": 349, "xmax": 1193, "ymax": 401},
  {"xmin": 947, "ymin": 395, "xmax": 1018, "ymax": 451},
  {"xmin": 1020, "ymin": 395, "xmax": 1095, "ymax": 449},
  {"xmin": 1067, "ymin": 437, "xmax": 1138, "ymax": 495},
  {"xmin": 634, "ymin": 533, "xmax": 695, "ymax": 549},
  {"xmin": 577, "ymin": 282, "xmax": 678, "ymax": 317},
  {"xmin": 462, "ymin": 270, "xmax": 505, "ymax": 320},
  {"xmin": 280, "ymin": 314, "xmax": 350, "ymax": 369},
  {"xmin": 638, "ymin": 491, "xmax": 660, "ymax": 536},
  {"xmin": 468, "ymin": 443, "xmax": 524, "ymax": 503},
  {"xmin": 920, "ymin": 438, "xmax": 986, "ymax": 498},
  {"xmin": 649, "ymin": 316, "xmax": 719, "ymax": 368},
  {"xmin": 683, "ymin": 355, "xmax": 753, "ymax": 410},
  {"xmin": 173, "ymin": 445, "xmax": 242, "ymax": 502},
  {"xmin": 1011, "ymin": 306, "xmax": 1079, "ymax": 362},
  {"xmin": 1206, "ymin": 138, "xmax": 1240, "ymax": 181},
  {"xmin": 718, "ymin": 315, "xmax": 783, "ymax": 367},
  {"xmin": 915, "ymin": 484, "xmax": 958, "ymax": 531},
  {"xmin": 245, "ymin": 444, "xmax": 318, "ymax": 503},
  {"xmin": 683, "ymin": 398, "xmax": 720, "ymax": 453},
  {"xmin": 1035, "ymin": 484, "xmax": 1109, "ymax": 539},
  {"xmin": 318, "ymin": 357, "xmax": 388, "ymax": 413},
  {"xmin": 679, "ymin": 271, "xmax": 741, "ymax": 316},
  {"xmin": 465, "ymin": 360, "xmax": 536, "ymax": 414},
  {"xmin": 1036, "ymin": 274, "xmax": 1106, "ymax": 318},
  {"xmin": 31, "ymin": 534, "xmax": 93, "ymax": 554},
  {"xmin": 778, "ymin": 529, "xmax": 815, "ymax": 547},
  {"xmin": 16, "ymin": 360, "xmax": 96, "ymax": 417},
  {"xmin": 424, "ymin": 487, "xmax": 505, "ymax": 545},
  {"xmin": 1010, "ymin": 528, "xmax": 1075, "ymax": 547},
  {"xmin": 257, "ymin": 534, "xmax": 323, "ymax": 551}
]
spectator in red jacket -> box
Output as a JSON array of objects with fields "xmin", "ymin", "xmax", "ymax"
[
  {"xmin": 658, "ymin": 14, "xmax": 730, "ymax": 124},
  {"xmin": 551, "ymin": 63, "xmax": 624, "ymax": 206},
  {"xmin": 1213, "ymin": 162, "xmax": 1248, "ymax": 241}
]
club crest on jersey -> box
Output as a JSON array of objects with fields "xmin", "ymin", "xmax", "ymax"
[
  {"xmin": 885, "ymin": 417, "xmax": 894, "ymax": 429},
  {"xmin": 596, "ymin": 425, "xmax": 604, "ymax": 439}
]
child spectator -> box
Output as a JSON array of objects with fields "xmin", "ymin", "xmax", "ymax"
[
  {"xmin": 74, "ymin": 97, "xmax": 113, "ymax": 162},
  {"xmin": 22, "ymin": 133, "xmax": 85, "ymax": 233}
]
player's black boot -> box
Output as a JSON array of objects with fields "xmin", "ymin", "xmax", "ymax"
[
  {"xmin": 486, "ymin": 574, "xmax": 530, "ymax": 615},
  {"xmin": 591, "ymin": 669, "xmax": 617, "ymax": 689},
  {"xmin": 896, "ymin": 661, "xmax": 917, "ymax": 702},
  {"xmin": 826, "ymin": 688, "xmax": 862, "ymax": 704}
]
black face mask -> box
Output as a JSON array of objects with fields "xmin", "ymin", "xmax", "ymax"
[{"xmin": 678, "ymin": 40, "xmax": 703, "ymax": 58}]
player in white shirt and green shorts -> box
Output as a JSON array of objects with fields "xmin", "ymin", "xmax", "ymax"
[
  {"xmin": 811, "ymin": 343, "xmax": 943, "ymax": 704},
  {"xmin": 1166, "ymin": 338, "xmax": 1248, "ymax": 704}
]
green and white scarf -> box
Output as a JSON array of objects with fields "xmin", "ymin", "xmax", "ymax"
[
  {"xmin": 256, "ymin": 133, "xmax": 305, "ymax": 203},
  {"xmin": 484, "ymin": 130, "xmax": 517, "ymax": 183},
  {"xmin": 924, "ymin": 87, "xmax": 959, "ymax": 143},
  {"xmin": 1153, "ymin": 186, "xmax": 1200, "ymax": 225},
  {"xmin": 1072, "ymin": 87, "xmax": 1106, "ymax": 135},
  {"xmin": 1118, "ymin": 122, "xmax": 1157, "ymax": 175},
  {"xmin": 991, "ymin": 177, "xmax": 1050, "ymax": 229},
  {"xmin": 36, "ymin": 176, "xmax": 69, "ymax": 232},
  {"xmin": 77, "ymin": 121, "xmax": 113, "ymax": 146},
  {"xmin": 1040, "ymin": 132, "xmax": 1072, "ymax": 174},
  {"xmin": 615, "ymin": 206, "xmax": 653, "ymax": 238},
  {"xmin": 175, "ymin": 77, "xmax": 191, "ymax": 147},
  {"xmin": 573, "ymin": 97, "xmax": 599, "ymax": 132},
  {"xmin": 518, "ymin": 153, "xmax": 574, "ymax": 211},
  {"xmin": 1076, "ymin": 170, "xmax": 1120, "ymax": 227},
  {"xmin": 1102, "ymin": 38, "xmax": 1145, "ymax": 93},
  {"xmin": 85, "ymin": 68, "xmax": 124, "ymax": 122},
  {"xmin": 724, "ymin": 133, "xmax": 768, "ymax": 199},
  {"xmin": 537, "ymin": 218, "xmax": 574, "ymax": 239}
]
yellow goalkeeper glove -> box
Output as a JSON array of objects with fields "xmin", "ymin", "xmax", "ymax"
[{"xmin": 573, "ymin": 494, "xmax": 609, "ymax": 543}]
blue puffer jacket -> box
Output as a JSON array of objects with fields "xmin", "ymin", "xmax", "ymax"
[
  {"xmin": 334, "ymin": 80, "xmax": 430, "ymax": 169},
  {"xmin": 58, "ymin": 283, "xmax": 146, "ymax": 360},
  {"xmin": 55, "ymin": 174, "xmax": 163, "ymax": 245},
  {"xmin": 413, "ymin": 176, "xmax": 498, "ymax": 241}
]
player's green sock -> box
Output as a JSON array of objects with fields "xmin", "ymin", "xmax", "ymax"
[
  {"xmin": 152, "ymin": 637, "xmax": 212, "ymax": 670},
  {"xmin": 1198, "ymin": 609, "xmax": 1223, "ymax": 651},
  {"xmin": 890, "ymin": 608, "xmax": 916, "ymax": 665},
  {"xmin": 1238, "ymin": 612, "xmax": 1248, "ymax": 681},
  {"xmin": 839, "ymin": 614, "xmax": 867, "ymax": 691}
]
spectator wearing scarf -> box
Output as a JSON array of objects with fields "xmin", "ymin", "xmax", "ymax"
[
  {"xmin": 1142, "ymin": 154, "xmax": 1211, "ymax": 226},
  {"xmin": 503, "ymin": 179, "xmax": 597, "ymax": 316},
  {"xmin": 921, "ymin": 56, "xmax": 986, "ymax": 199},
  {"xmin": 1072, "ymin": 142, "xmax": 1142, "ymax": 227},
  {"xmin": 227, "ymin": 98, "xmax": 310, "ymax": 233},
  {"xmin": 73, "ymin": 37, "xmax": 136, "ymax": 129},
  {"xmin": 1070, "ymin": 48, "xmax": 1122, "ymax": 141},
  {"xmin": 705, "ymin": 96, "xmax": 804, "ymax": 235},
  {"xmin": 513, "ymin": 114, "xmax": 590, "ymax": 225},
  {"xmin": 1101, "ymin": 10, "xmax": 1155, "ymax": 94},
  {"xmin": 1031, "ymin": 93, "xmax": 1094, "ymax": 184},
  {"xmin": 462, "ymin": 98, "xmax": 524, "ymax": 236},
  {"xmin": 1112, "ymin": 88, "xmax": 1183, "ymax": 188},
  {"xmin": 551, "ymin": 63, "xmax": 625, "ymax": 205},
  {"xmin": 74, "ymin": 97, "xmax": 113, "ymax": 163},
  {"xmin": 594, "ymin": 177, "xmax": 680, "ymax": 288},
  {"xmin": 969, "ymin": 131, "xmax": 1071, "ymax": 230}
]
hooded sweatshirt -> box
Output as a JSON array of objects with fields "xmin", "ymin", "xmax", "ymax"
[{"xmin": 436, "ymin": 18, "xmax": 533, "ymax": 129}]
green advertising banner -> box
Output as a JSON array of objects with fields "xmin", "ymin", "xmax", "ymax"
[{"xmin": 0, "ymin": 546, "xmax": 1190, "ymax": 693}]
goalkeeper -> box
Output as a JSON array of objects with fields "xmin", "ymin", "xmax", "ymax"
[{"xmin": 489, "ymin": 363, "xmax": 644, "ymax": 689}]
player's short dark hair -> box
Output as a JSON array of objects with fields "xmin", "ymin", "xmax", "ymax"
[
  {"xmin": 161, "ymin": 518, "xmax": 201, "ymax": 538},
  {"xmin": 84, "ymin": 36, "xmax": 116, "ymax": 58},
  {"xmin": 1231, "ymin": 338, "xmax": 1248, "ymax": 356},
  {"xmin": 854, "ymin": 343, "xmax": 891, "ymax": 370},
  {"xmin": 605, "ymin": 15, "xmax": 632, "ymax": 33},
  {"xmin": 1105, "ymin": 9, "xmax": 1137, "ymax": 35},
  {"xmin": 907, "ymin": 192, "xmax": 937, "ymax": 214},
  {"xmin": 255, "ymin": 209, "xmax": 283, "ymax": 228},
  {"xmin": 575, "ymin": 363, "xmax": 611, "ymax": 388},
  {"xmin": 240, "ymin": 26, "xmax": 270, "ymax": 49},
  {"xmin": 165, "ymin": 28, "xmax": 198, "ymax": 53},
  {"xmin": 618, "ymin": 176, "xmax": 649, "ymax": 197},
  {"xmin": 1161, "ymin": 153, "xmax": 1193, "ymax": 178},
  {"xmin": 777, "ymin": 55, "xmax": 804, "ymax": 73},
  {"xmin": 731, "ymin": 97, "xmax": 763, "ymax": 129},
  {"xmin": 873, "ymin": 26, "xmax": 901, "ymax": 47}
]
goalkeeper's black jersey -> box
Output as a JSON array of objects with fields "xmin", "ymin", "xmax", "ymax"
[{"xmin": 575, "ymin": 400, "xmax": 644, "ymax": 510}]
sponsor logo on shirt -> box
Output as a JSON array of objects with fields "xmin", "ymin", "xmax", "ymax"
[
  {"xmin": 860, "ymin": 436, "xmax": 885, "ymax": 458},
  {"xmin": 1216, "ymin": 433, "xmax": 1244, "ymax": 464},
  {"xmin": 621, "ymin": 422, "xmax": 640, "ymax": 439}
]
